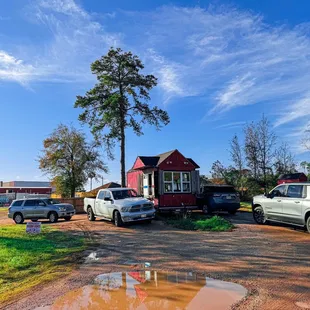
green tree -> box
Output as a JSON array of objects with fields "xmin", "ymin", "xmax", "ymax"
[
  {"xmin": 210, "ymin": 160, "xmax": 239, "ymax": 187},
  {"xmin": 39, "ymin": 124, "xmax": 107, "ymax": 198},
  {"xmin": 75, "ymin": 47, "xmax": 170, "ymax": 186}
]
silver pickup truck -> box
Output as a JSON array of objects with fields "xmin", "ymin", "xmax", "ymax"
[
  {"xmin": 84, "ymin": 188, "xmax": 155, "ymax": 227},
  {"xmin": 8, "ymin": 198, "xmax": 75, "ymax": 224},
  {"xmin": 252, "ymin": 183, "xmax": 310, "ymax": 232}
]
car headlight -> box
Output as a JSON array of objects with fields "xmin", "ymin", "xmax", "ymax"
[
  {"xmin": 58, "ymin": 207, "xmax": 66, "ymax": 211},
  {"xmin": 121, "ymin": 207, "xmax": 131, "ymax": 212}
]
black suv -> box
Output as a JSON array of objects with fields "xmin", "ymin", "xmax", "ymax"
[{"xmin": 197, "ymin": 185, "xmax": 240, "ymax": 214}]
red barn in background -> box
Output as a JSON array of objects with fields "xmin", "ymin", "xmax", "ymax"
[
  {"xmin": 127, "ymin": 149, "xmax": 200, "ymax": 211},
  {"xmin": 277, "ymin": 173, "xmax": 308, "ymax": 185}
]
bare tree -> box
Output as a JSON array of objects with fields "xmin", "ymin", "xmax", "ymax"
[
  {"xmin": 302, "ymin": 124, "xmax": 310, "ymax": 151},
  {"xmin": 274, "ymin": 142, "xmax": 296, "ymax": 174},
  {"xmin": 244, "ymin": 123, "xmax": 260, "ymax": 180},
  {"xmin": 256, "ymin": 115, "xmax": 277, "ymax": 193},
  {"xmin": 230, "ymin": 135, "xmax": 245, "ymax": 195}
]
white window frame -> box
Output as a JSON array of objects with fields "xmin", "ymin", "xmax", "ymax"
[{"xmin": 163, "ymin": 171, "xmax": 191, "ymax": 193}]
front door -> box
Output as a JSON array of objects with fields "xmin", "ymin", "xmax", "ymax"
[
  {"xmin": 95, "ymin": 190, "xmax": 110, "ymax": 217},
  {"xmin": 143, "ymin": 174, "xmax": 150, "ymax": 197},
  {"xmin": 32, "ymin": 200, "xmax": 47, "ymax": 217},
  {"xmin": 22, "ymin": 199, "xmax": 37, "ymax": 218},
  {"xmin": 281, "ymin": 185, "xmax": 304, "ymax": 224},
  {"xmin": 265, "ymin": 185, "xmax": 286, "ymax": 220}
]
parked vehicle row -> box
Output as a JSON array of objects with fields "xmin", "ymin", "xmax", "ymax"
[{"xmin": 7, "ymin": 183, "xmax": 310, "ymax": 233}]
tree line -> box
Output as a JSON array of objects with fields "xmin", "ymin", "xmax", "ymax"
[{"xmin": 207, "ymin": 115, "xmax": 309, "ymax": 199}]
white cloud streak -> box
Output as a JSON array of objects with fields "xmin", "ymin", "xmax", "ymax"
[
  {"xmin": 122, "ymin": 6, "xmax": 310, "ymax": 131},
  {"xmin": 0, "ymin": 0, "xmax": 120, "ymax": 85}
]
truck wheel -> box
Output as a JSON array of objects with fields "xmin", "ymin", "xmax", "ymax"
[
  {"xmin": 49, "ymin": 212, "xmax": 58, "ymax": 223},
  {"xmin": 306, "ymin": 216, "xmax": 310, "ymax": 233},
  {"xmin": 14, "ymin": 213, "xmax": 24, "ymax": 224},
  {"xmin": 114, "ymin": 211, "xmax": 123, "ymax": 227},
  {"xmin": 64, "ymin": 216, "xmax": 72, "ymax": 221},
  {"xmin": 87, "ymin": 207, "xmax": 96, "ymax": 221},
  {"xmin": 253, "ymin": 206, "xmax": 266, "ymax": 224}
]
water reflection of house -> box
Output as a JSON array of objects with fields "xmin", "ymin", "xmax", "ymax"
[{"xmin": 95, "ymin": 271, "xmax": 205, "ymax": 308}]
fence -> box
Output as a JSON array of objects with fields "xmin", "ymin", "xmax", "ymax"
[{"xmin": 58, "ymin": 198, "xmax": 85, "ymax": 214}]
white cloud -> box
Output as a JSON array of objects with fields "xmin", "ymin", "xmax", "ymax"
[
  {"xmin": 215, "ymin": 121, "xmax": 247, "ymax": 129},
  {"xmin": 0, "ymin": 0, "xmax": 120, "ymax": 85},
  {"xmin": 122, "ymin": 6, "xmax": 310, "ymax": 130},
  {"xmin": 0, "ymin": 51, "xmax": 35, "ymax": 84}
]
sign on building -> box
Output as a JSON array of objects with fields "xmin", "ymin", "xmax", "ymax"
[{"xmin": 26, "ymin": 222, "xmax": 41, "ymax": 234}]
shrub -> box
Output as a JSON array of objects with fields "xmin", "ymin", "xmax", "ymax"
[
  {"xmin": 167, "ymin": 216, "xmax": 233, "ymax": 232},
  {"xmin": 195, "ymin": 216, "xmax": 233, "ymax": 231}
]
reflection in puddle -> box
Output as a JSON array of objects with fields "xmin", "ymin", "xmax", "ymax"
[{"xmin": 37, "ymin": 271, "xmax": 247, "ymax": 310}]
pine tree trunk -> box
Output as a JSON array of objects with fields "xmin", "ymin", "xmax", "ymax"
[{"xmin": 120, "ymin": 121, "xmax": 126, "ymax": 187}]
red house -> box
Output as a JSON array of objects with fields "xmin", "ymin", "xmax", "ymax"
[
  {"xmin": 277, "ymin": 173, "xmax": 308, "ymax": 185},
  {"xmin": 127, "ymin": 150, "xmax": 200, "ymax": 211}
]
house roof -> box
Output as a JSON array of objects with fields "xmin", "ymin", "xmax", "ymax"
[
  {"xmin": 187, "ymin": 158, "xmax": 200, "ymax": 168},
  {"xmin": 133, "ymin": 150, "xmax": 200, "ymax": 170},
  {"xmin": 278, "ymin": 173, "xmax": 307, "ymax": 180},
  {"xmin": 89, "ymin": 182, "xmax": 121, "ymax": 193},
  {"xmin": 139, "ymin": 156, "xmax": 160, "ymax": 167},
  {"xmin": 157, "ymin": 150, "xmax": 176, "ymax": 165}
]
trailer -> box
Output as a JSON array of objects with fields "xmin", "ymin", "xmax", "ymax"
[{"xmin": 127, "ymin": 149, "xmax": 200, "ymax": 212}]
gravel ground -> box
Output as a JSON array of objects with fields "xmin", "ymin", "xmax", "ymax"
[{"xmin": 1, "ymin": 211, "xmax": 309, "ymax": 310}]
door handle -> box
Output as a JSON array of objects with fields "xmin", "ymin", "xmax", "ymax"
[
  {"xmin": 295, "ymin": 201, "xmax": 300, "ymax": 204},
  {"xmin": 277, "ymin": 200, "xmax": 281, "ymax": 202}
]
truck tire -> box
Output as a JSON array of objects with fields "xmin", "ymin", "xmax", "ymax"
[
  {"xmin": 87, "ymin": 207, "xmax": 96, "ymax": 221},
  {"xmin": 14, "ymin": 213, "xmax": 24, "ymax": 224},
  {"xmin": 114, "ymin": 211, "xmax": 123, "ymax": 227},
  {"xmin": 306, "ymin": 215, "xmax": 310, "ymax": 233},
  {"xmin": 253, "ymin": 206, "xmax": 266, "ymax": 224},
  {"xmin": 49, "ymin": 212, "xmax": 58, "ymax": 223}
]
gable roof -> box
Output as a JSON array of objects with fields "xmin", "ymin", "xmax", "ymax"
[
  {"xmin": 139, "ymin": 156, "xmax": 160, "ymax": 167},
  {"xmin": 132, "ymin": 150, "xmax": 200, "ymax": 170},
  {"xmin": 157, "ymin": 150, "xmax": 177, "ymax": 165},
  {"xmin": 278, "ymin": 173, "xmax": 307, "ymax": 180},
  {"xmin": 90, "ymin": 182, "xmax": 121, "ymax": 193},
  {"xmin": 187, "ymin": 158, "xmax": 200, "ymax": 168}
]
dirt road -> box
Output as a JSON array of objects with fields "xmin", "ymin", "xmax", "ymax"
[{"xmin": 1, "ymin": 211, "xmax": 310, "ymax": 310}]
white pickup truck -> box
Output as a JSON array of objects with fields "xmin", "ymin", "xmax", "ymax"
[{"xmin": 84, "ymin": 188, "xmax": 155, "ymax": 227}]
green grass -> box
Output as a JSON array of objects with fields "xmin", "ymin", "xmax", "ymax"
[
  {"xmin": 0, "ymin": 225, "xmax": 86, "ymax": 304},
  {"xmin": 240, "ymin": 202, "xmax": 252, "ymax": 212},
  {"xmin": 167, "ymin": 215, "xmax": 234, "ymax": 232}
]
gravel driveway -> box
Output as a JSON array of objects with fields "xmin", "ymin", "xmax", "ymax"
[{"xmin": 1, "ymin": 211, "xmax": 309, "ymax": 310}]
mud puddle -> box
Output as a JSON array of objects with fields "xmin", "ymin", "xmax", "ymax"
[{"xmin": 36, "ymin": 271, "xmax": 247, "ymax": 309}]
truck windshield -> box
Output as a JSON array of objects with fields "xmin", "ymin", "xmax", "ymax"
[{"xmin": 113, "ymin": 190, "xmax": 139, "ymax": 200}]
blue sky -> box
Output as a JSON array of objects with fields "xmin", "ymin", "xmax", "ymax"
[{"xmin": 1, "ymin": 0, "xmax": 310, "ymax": 189}]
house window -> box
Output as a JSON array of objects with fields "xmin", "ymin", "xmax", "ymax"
[{"xmin": 164, "ymin": 172, "xmax": 191, "ymax": 193}]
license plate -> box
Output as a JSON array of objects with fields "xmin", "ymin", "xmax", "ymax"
[
  {"xmin": 226, "ymin": 196, "xmax": 232, "ymax": 199},
  {"xmin": 141, "ymin": 214, "xmax": 147, "ymax": 218}
]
